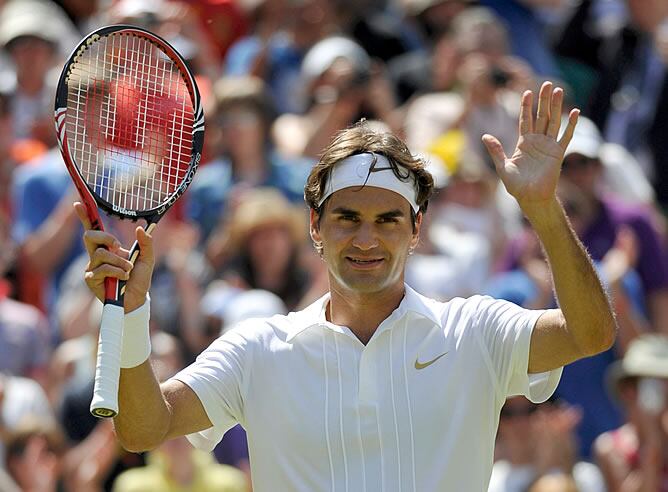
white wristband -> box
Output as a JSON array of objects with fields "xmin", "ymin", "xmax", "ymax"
[{"xmin": 120, "ymin": 295, "xmax": 151, "ymax": 368}]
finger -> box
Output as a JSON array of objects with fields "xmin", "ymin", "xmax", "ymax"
[
  {"xmin": 136, "ymin": 227, "xmax": 155, "ymax": 266},
  {"xmin": 85, "ymin": 264, "xmax": 130, "ymax": 285},
  {"xmin": 546, "ymin": 87, "xmax": 563, "ymax": 138},
  {"xmin": 82, "ymin": 230, "xmax": 121, "ymax": 259},
  {"xmin": 535, "ymin": 81, "xmax": 553, "ymax": 134},
  {"xmin": 519, "ymin": 90, "xmax": 533, "ymax": 135},
  {"xmin": 558, "ymin": 109, "xmax": 580, "ymax": 151},
  {"xmin": 73, "ymin": 202, "xmax": 92, "ymax": 230},
  {"xmin": 481, "ymin": 134, "xmax": 507, "ymax": 175},
  {"xmin": 88, "ymin": 247, "xmax": 133, "ymax": 272}
]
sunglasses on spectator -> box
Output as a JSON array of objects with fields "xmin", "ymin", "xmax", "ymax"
[{"xmin": 500, "ymin": 405, "xmax": 538, "ymax": 418}]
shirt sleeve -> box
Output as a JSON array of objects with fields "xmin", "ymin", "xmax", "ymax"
[
  {"xmin": 171, "ymin": 324, "xmax": 254, "ymax": 451},
  {"xmin": 471, "ymin": 295, "xmax": 562, "ymax": 403}
]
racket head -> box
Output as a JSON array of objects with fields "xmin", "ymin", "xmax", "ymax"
[{"xmin": 55, "ymin": 24, "xmax": 204, "ymax": 223}]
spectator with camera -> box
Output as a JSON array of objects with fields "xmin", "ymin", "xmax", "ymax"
[{"xmin": 272, "ymin": 36, "xmax": 402, "ymax": 159}]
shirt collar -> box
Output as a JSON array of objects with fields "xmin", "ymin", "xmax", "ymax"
[{"xmin": 286, "ymin": 284, "xmax": 440, "ymax": 342}]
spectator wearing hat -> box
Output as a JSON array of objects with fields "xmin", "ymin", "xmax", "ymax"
[
  {"xmin": 2, "ymin": 0, "xmax": 83, "ymax": 318},
  {"xmin": 186, "ymin": 75, "xmax": 312, "ymax": 241},
  {"xmin": 0, "ymin": 0, "xmax": 77, "ymax": 147},
  {"xmin": 557, "ymin": 115, "xmax": 668, "ymax": 335},
  {"xmin": 206, "ymin": 187, "xmax": 310, "ymax": 310},
  {"xmin": 490, "ymin": 172, "xmax": 652, "ymax": 460},
  {"xmin": 594, "ymin": 334, "xmax": 668, "ymax": 491},
  {"xmin": 273, "ymin": 35, "xmax": 402, "ymax": 159}
]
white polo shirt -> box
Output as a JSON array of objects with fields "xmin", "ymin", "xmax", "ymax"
[{"xmin": 172, "ymin": 285, "xmax": 562, "ymax": 491}]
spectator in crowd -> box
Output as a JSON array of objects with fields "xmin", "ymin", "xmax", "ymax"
[
  {"xmin": 403, "ymin": 6, "xmax": 535, "ymax": 171},
  {"xmin": 407, "ymin": 147, "xmax": 505, "ymax": 300},
  {"xmin": 225, "ymin": 0, "xmax": 339, "ymax": 114},
  {"xmin": 206, "ymin": 187, "xmax": 311, "ymax": 310},
  {"xmin": 2, "ymin": 0, "xmax": 668, "ymax": 489},
  {"xmin": 4, "ymin": 419, "xmax": 66, "ymax": 492},
  {"xmin": 557, "ymin": 112, "xmax": 668, "ymax": 334},
  {"xmin": 478, "ymin": 0, "xmax": 563, "ymax": 78},
  {"xmin": 186, "ymin": 75, "xmax": 311, "ymax": 241},
  {"xmin": 594, "ymin": 334, "xmax": 668, "ymax": 491},
  {"xmin": 584, "ymin": 0, "xmax": 668, "ymax": 206},
  {"xmin": 273, "ymin": 35, "xmax": 402, "ymax": 158},
  {"xmin": 112, "ymin": 436, "xmax": 248, "ymax": 492},
  {"xmin": 0, "ymin": 373, "xmax": 55, "ymax": 470},
  {"xmin": 402, "ymin": 0, "xmax": 473, "ymax": 42},
  {"xmin": 490, "ymin": 185, "xmax": 651, "ymax": 458},
  {"xmin": 0, "ymin": 0, "xmax": 76, "ymax": 148},
  {"xmin": 489, "ymin": 396, "xmax": 605, "ymax": 492}
]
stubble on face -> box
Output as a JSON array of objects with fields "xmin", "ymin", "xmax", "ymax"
[{"xmin": 312, "ymin": 187, "xmax": 420, "ymax": 299}]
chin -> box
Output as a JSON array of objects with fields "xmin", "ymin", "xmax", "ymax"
[{"xmin": 337, "ymin": 274, "xmax": 400, "ymax": 295}]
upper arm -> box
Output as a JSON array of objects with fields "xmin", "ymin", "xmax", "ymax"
[
  {"xmin": 162, "ymin": 379, "xmax": 213, "ymax": 441},
  {"xmin": 528, "ymin": 309, "xmax": 585, "ymax": 373}
]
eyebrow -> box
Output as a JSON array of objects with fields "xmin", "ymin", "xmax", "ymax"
[{"xmin": 330, "ymin": 207, "xmax": 406, "ymax": 219}]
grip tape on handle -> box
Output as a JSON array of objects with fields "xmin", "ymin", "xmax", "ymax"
[{"xmin": 90, "ymin": 303, "xmax": 125, "ymax": 418}]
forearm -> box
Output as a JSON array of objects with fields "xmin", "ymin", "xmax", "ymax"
[
  {"xmin": 302, "ymin": 104, "xmax": 356, "ymax": 159},
  {"xmin": 525, "ymin": 198, "xmax": 616, "ymax": 355},
  {"xmin": 114, "ymin": 360, "xmax": 171, "ymax": 452},
  {"xmin": 113, "ymin": 298, "xmax": 171, "ymax": 452},
  {"xmin": 21, "ymin": 204, "xmax": 78, "ymax": 273}
]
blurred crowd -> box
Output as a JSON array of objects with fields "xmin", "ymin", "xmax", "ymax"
[{"xmin": 1, "ymin": 0, "xmax": 668, "ymax": 490}]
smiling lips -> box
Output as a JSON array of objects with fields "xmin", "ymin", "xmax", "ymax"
[{"xmin": 346, "ymin": 256, "xmax": 384, "ymax": 268}]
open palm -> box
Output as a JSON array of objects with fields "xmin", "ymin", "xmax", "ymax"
[{"xmin": 482, "ymin": 82, "xmax": 579, "ymax": 208}]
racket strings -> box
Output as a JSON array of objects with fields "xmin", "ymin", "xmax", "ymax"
[{"xmin": 65, "ymin": 32, "xmax": 195, "ymax": 212}]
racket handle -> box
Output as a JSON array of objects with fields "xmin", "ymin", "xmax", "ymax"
[{"xmin": 90, "ymin": 303, "xmax": 125, "ymax": 418}]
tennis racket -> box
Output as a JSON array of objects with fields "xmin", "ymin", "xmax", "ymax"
[{"xmin": 54, "ymin": 25, "xmax": 204, "ymax": 418}]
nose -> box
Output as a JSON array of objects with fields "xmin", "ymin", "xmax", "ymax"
[{"xmin": 351, "ymin": 223, "xmax": 379, "ymax": 251}]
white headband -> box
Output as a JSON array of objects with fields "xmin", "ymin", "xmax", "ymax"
[{"xmin": 317, "ymin": 153, "xmax": 419, "ymax": 212}]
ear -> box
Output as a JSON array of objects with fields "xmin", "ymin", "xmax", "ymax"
[
  {"xmin": 409, "ymin": 211, "xmax": 423, "ymax": 251},
  {"xmin": 309, "ymin": 208, "xmax": 322, "ymax": 244}
]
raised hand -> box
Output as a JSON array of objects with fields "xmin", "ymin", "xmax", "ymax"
[
  {"xmin": 482, "ymin": 81, "xmax": 579, "ymax": 210},
  {"xmin": 74, "ymin": 202, "xmax": 154, "ymax": 313}
]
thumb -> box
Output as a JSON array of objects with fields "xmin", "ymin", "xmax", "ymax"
[
  {"xmin": 481, "ymin": 134, "xmax": 507, "ymax": 174},
  {"xmin": 135, "ymin": 226, "xmax": 155, "ymax": 266}
]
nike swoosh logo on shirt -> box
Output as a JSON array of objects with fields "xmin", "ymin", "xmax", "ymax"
[{"xmin": 414, "ymin": 352, "xmax": 448, "ymax": 370}]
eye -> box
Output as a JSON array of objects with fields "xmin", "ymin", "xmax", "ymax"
[
  {"xmin": 377, "ymin": 217, "xmax": 399, "ymax": 224},
  {"xmin": 339, "ymin": 215, "xmax": 359, "ymax": 222}
]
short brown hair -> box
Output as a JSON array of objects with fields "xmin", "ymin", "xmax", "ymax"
[{"xmin": 304, "ymin": 122, "xmax": 435, "ymax": 217}]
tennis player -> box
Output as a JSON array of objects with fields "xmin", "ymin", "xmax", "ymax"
[{"xmin": 77, "ymin": 82, "xmax": 616, "ymax": 491}]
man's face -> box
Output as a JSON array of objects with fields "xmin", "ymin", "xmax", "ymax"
[
  {"xmin": 560, "ymin": 153, "xmax": 601, "ymax": 197},
  {"xmin": 311, "ymin": 186, "xmax": 421, "ymax": 296}
]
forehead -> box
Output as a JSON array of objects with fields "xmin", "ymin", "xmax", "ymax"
[{"xmin": 325, "ymin": 186, "xmax": 412, "ymax": 214}]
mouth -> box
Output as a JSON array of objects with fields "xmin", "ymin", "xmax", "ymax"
[{"xmin": 346, "ymin": 257, "xmax": 384, "ymax": 269}]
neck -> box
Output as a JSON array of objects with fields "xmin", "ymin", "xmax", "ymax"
[{"xmin": 327, "ymin": 282, "xmax": 406, "ymax": 344}]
